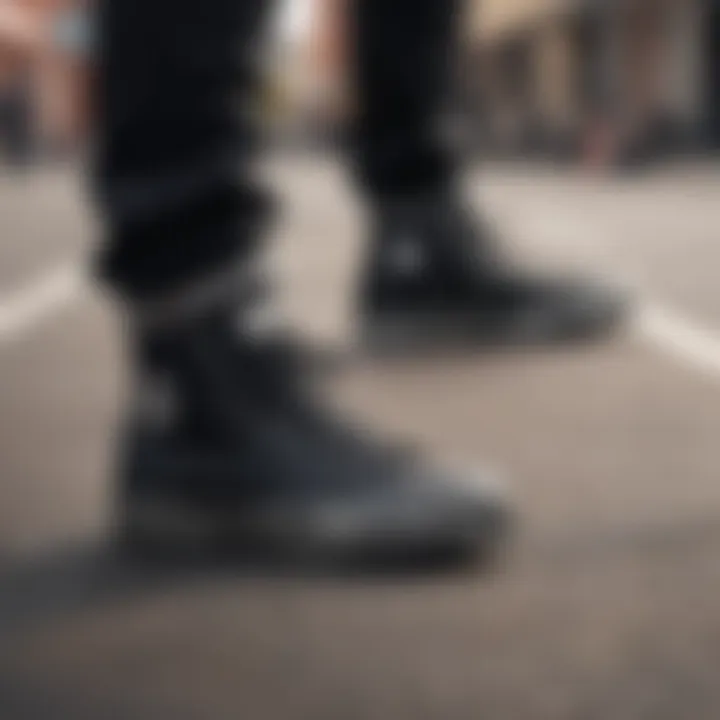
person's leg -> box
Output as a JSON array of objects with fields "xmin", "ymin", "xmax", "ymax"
[
  {"xmin": 95, "ymin": 0, "xmax": 271, "ymax": 299},
  {"xmin": 351, "ymin": 0, "xmax": 627, "ymax": 353},
  {"xmin": 96, "ymin": 0, "xmax": 510, "ymax": 565},
  {"xmin": 352, "ymin": 0, "xmax": 459, "ymax": 200}
]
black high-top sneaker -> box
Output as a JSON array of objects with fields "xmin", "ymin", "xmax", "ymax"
[
  {"xmin": 117, "ymin": 278, "xmax": 511, "ymax": 568},
  {"xmin": 359, "ymin": 195, "xmax": 628, "ymax": 354}
]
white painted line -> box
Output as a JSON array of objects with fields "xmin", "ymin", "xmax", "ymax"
[
  {"xmin": 488, "ymin": 191, "xmax": 720, "ymax": 384},
  {"xmin": 638, "ymin": 303, "xmax": 720, "ymax": 380},
  {"xmin": 0, "ymin": 265, "xmax": 83, "ymax": 343}
]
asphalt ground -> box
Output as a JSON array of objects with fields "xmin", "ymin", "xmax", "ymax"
[{"xmin": 1, "ymin": 159, "xmax": 719, "ymax": 719}]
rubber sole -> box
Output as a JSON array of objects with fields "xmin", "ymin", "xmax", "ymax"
[
  {"xmin": 117, "ymin": 496, "xmax": 513, "ymax": 573},
  {"xmin": 359, "ymin": 301, "xmax": 630, "ymax": 358}
]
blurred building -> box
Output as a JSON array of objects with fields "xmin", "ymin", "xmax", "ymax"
[{"xmin": 467, "ymin": 0, "xmax": 719, "ymax": 165}]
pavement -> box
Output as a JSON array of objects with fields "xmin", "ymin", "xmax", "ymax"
[{"xmin": 1, "ymin": 159, "xmax": 720, "ymax": 719}]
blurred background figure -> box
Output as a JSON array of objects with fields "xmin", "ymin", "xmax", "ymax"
[
  {"xmin": 0, "ymin": 0, "xmax": 90, "ymax": 167},
  {"xmin": 37, "ymin": 0, "xmax": 93, "ymax": 156},
  {"xmin": 0, "ymin": 0, "xmax": 40, "ymax": 164},
  {"xmin": 462, "ymin": 0, "xmax": 719, "ymax": 169},
  {"xmin": 260, "ymin": 0, "xmax": 348, "ymax": 146}
]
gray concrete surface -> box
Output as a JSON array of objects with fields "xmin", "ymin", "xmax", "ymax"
[{"xmin": 1, "ymin": 160, "xmax": 719, "ymax": 719}]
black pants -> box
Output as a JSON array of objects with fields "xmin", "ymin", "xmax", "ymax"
[{"xmin": 96, "ymin": 0, "xmax": 460, "ymax": 298}]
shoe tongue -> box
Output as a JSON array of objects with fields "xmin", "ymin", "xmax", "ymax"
[
  {"xmin": 379, "ymin": 232, "xmax": 430, "ymax": 278},
  {"xmin": 378, "ymin": 195, "xmax": 501, "ymax": 277}
]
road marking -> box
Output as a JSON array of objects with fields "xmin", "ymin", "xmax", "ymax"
[
  {"xmin": 638, "ymin": 303, "xmax": 720, "ymax": 380},
  {"xmin": 0, "ymin": 265, "xmax": 83, "ymax": 344},
  {"xmin": 491, "ymin": 192, "xmax": 720, "ymax": 384}
]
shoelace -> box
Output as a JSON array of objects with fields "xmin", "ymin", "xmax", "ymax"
[{"xmin": 239, "ymin": 336, "xmax": 413, "ymax": 473}]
